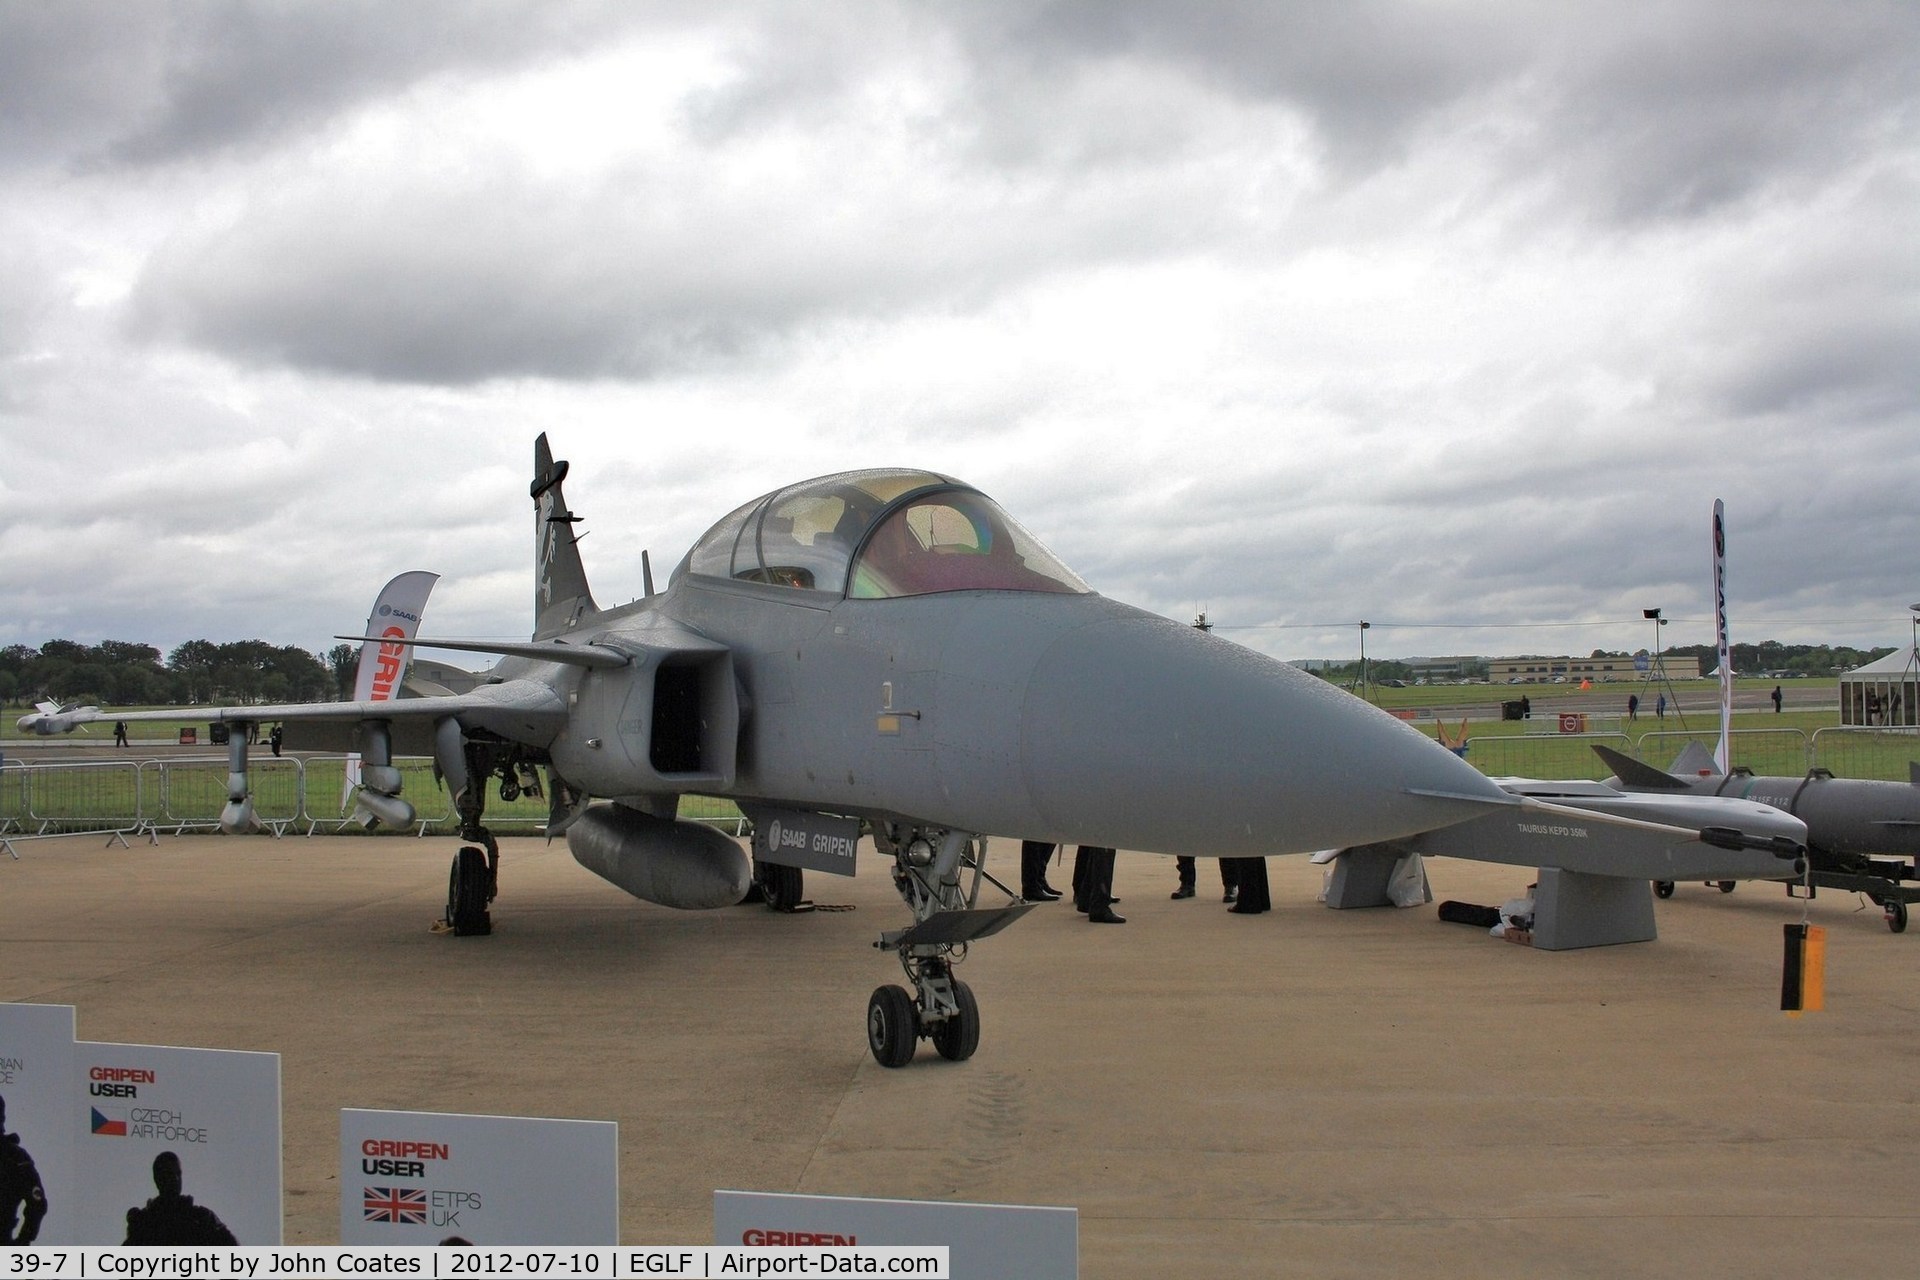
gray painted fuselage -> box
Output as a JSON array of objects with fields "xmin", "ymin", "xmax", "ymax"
[{"xmin": 530, "ymin": 578, "xmax": 1510, "ymax": 856}]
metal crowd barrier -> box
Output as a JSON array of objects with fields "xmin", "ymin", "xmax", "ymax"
[
  {"xmin": 1811, "ymin": 726, "xmax": 1920, "ymax": 783},
  {"xmin": 1458, "ymin": 728, "xmax": 1816, "ymax": 781},
  {"xmin": 0, "ymin": 755, "xmax": 747, "ymax": 855}
]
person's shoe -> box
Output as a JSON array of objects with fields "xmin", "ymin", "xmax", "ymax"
[
  {"xmin": 1088, "ymin": 908, "xmax": 1126, "ymax": 924},
  {"xmin": 1223, "ymin": 887, "xmax": 1238, "ymax": 903},
  {"xmin": 1037, "ymin": 878, "xmax": 1062, "ymax": 898},
  {"xmin": 1170, "ymin": 886, "xmax": 1195, "ymax": 900}
]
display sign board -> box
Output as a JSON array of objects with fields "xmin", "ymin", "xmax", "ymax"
[
  {"xmin": 746, "ymin": 805, "xmax": 861, "ymax": 877},
  {"xmin": 340, "ymin": 1109, "xmax": 618, "ymax": 1244},
  {"xmin": 714, "ymin": 1189, "xmax": 1076, "ymax": 1278},
  {"xmin": 0, "ymin": 1003, "xmax": 78, "ymax": 1245},
  {"xmin": 73, "ymin": 1041, "xmax": 281, "ymax": 1244}
]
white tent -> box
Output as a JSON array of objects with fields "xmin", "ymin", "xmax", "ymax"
[{"xmin": 1838, "ymin": 646, "xmax": 1919, "ymax": 727}]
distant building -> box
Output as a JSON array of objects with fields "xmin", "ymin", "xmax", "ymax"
[
  {"xmin": 1488, "ymin": 654, "xmax": 1700, "ymax": 684},
  {"xmin": 1405, "ymin": 655, "xmax": 1480, "ymax": 683},
  {"xmin": 408, "ymin": 657, "xmax": 484, "ymax": 695}
]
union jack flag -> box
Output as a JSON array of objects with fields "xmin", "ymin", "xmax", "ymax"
[{"xmin": 363, "ymin": 1186, "xmax": 428, "ymax": 1225}]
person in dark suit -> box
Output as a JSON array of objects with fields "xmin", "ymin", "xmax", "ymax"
[
  {"xmin": 1172, "ymin": 856, "xmax": 1237, "ymax": 902},
  {"xmin": 1020, "ymin": 840, "xmax": 1061, "ymax": 900},
  {"xmin": 1226, "ymin": 857, "xmax": 1270, "ymax": 914},
  {"xmin": 1072, "ymin": 845, "xmax": 1124, "ymax": 923}
]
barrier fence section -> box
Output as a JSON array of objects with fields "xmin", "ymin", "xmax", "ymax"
[
  {"xmin": 1456, "ymin": 733, "xmax": 1633, "ymax": 780},
  {"xmin": 1811, "ymin": 727, "xmax": 1920, "ymax": 783},
  {"xmin": 1633, "ymin": 728, "xmax": 1813, "ymax": 778},
  {"xmin": 0, "ymin": 755, "xmax": 748, "ymax": 851},
  {"xmin": 1458, "ymin": 728, "xmax": 1816, "ymax": 781}
]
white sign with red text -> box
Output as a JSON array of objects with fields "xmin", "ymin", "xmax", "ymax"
[
  {"xmin": 714, "ymin": 1189, "xmax": 1077, "ymax": 1278},
  {"xmin": 339, "ymin": 1108, "xmax": 617, "ymax": 1245},
  {"xmin": 74, "ymin": 1040, "xmax": 281, "ymax": 1244}
]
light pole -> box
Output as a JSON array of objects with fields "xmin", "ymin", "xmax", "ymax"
[
  {"xmin": 1358, "ymin": 620, "xmax": 1371, "ymax": 702},
  {"xmin": 1903, "ymin": 603, "xmax": 1920, "ymax": 727}
]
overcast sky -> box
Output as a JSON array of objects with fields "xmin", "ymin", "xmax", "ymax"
[{"xmin": 3, "ymin": 1, "xmax": 1915, "ymax": 667}]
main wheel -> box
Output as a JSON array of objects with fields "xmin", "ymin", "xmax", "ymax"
[
  {"xmin": 1886, "ymin": 898, "xmax": 1909, "ymax": 934},
  {"xmin": 758, "ymin": 861, "xmax": 804, "ymax": 912},
  {"xmin": 1654, "ymin": 880, "xmax": 1675, "ymax": 899},
  {"xmin": 931, "ymin": 980, "xmax": 980, "ymax": 1062},
  {"xmin": 447, "ymin": 845, "xmax": 492, "ymax": 936},
  {"xmin": 866, "ymin": 984, "xmax": 918, "ymax": 1068},
  {"xmin": 1716, "ymin": 880, "xmax": 1736, "ymax": 894}
]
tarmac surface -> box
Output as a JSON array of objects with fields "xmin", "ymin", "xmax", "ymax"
[{"xmin": 5, "ymin": 828, "xmax": 1920, "ymax": 1275}]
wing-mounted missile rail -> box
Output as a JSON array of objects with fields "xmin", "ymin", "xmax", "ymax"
[{"xmin": 865, "ymin": 823, "xmax": 1035, "ymax": 1068}]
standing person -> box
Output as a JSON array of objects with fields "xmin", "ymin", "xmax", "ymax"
[
  {"xmin": 268, "ymin": 724, "xmax": 284, "ymax": 757},
  {"xmin": 0, "ymin": 1094, "xmax": 48, "ymax": 1246},
  {"xmin": 1072, "ymin": 846, "xmax": 1124, "ymax": 924},
  {"xmin": 1519, "ymin": 694, "xmax": 1531, "ymax": 720},
  {"xmin": 1626, "ymin": 694, "xmax": 1638, "ymax": 722},
  {"xmin": 1771, "ymin": 685, "xmax": 1783, "ymax": 714},
  {"xmin": 1226, "ymin": 857, "xmax": 1270, "ymax": 914},
  {"xmin": 1020, "ymin": 840, "xmax": 1060, "ymax": 901},
  {"xmin": 1172, "ymin": 856, "xmax": 1236, "ymax": 902},
  {"xmin": 114, "ymin": 720, "xmax": 130, "ymax": 747},
  {"xmin": 1656, "ymin": 693, "xmax": 1666, "ymax": 720}
]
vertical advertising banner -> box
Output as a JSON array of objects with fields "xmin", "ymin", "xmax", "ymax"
[
  {"xmin": 1711, "ymin": 499, "xmax": 1733, "ymax": 775},
  {"xmin": 342, "ymin": 569, "xmax": 439, "ymax": 803},
  {"xmin": 0, "ymin": 1004, "xmax": 77, "ymax": 1245},
  {"xmin": 340, "ymin": 1109, "xmax": 618, "ymax": 1245},
  {"xmin": 74, "ymin": 1042, "xmax": 281, "ymax": 1244}
]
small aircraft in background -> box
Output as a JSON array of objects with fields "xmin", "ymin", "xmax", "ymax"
[
  {"xmin": 14, "ymin": 700, "xmax": 102, "ymax": 735},
  {"xmin": 43, "ymin": 437, "xmax": 1799, "ymax": 1064}
]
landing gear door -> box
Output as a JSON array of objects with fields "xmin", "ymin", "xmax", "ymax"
[{"xmin": 741, "ymin": 804, "xmax": 861, "ymax": 878}]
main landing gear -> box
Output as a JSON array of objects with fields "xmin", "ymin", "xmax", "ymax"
[
  {"xmin": 441, "ymin": 734, "xmax": 505, "ymax": 937},
  {"xmin": 446, "ymin": 833, "xmax": 497, "ymax": 936},
  {"xmin": 866, "ymin": 824, "xmax": 1033, "ymax": 1068}
]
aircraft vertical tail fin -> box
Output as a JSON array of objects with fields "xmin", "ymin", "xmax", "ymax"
[{"xmin": 532, "ymin": 433, "xmax": 600, "ymax": 639}]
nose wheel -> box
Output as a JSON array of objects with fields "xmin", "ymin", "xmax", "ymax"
[
  {"xmin": 866, "ymin": 984, "xmax": 919, "ymax": 1068},
  {"xmin": 865, "ymin": 970, "xmax": 981, "ymax": 1068}
]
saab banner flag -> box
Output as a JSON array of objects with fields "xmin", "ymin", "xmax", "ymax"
[
  {"xmin": 340, "ymin": 1108, "xmax": 617, "ymax": 1244},
  {"xmin": 343, "ymin": 569, "xmax": 439, "ymax": 803},
  {"xmin": 1712, "ymin": 500, "xmax": 1732, "ymax": 775},
  {"xmin": 0, "ymin": 1003, "xmax": 77, "ymax": 1245}
]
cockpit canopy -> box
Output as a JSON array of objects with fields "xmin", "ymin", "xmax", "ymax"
[{"xmin": 676, "ymin": 469, "xmax": 1090, "ymax": 600}]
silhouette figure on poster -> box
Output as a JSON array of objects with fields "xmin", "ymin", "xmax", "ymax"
[
  {"xmin": 124, "ymin": 1151, "xmax": 237, "ymax": 1245},
  {"xmin": 0, "ymin": 1095, "xmax": 48, "ymax": 1245}
]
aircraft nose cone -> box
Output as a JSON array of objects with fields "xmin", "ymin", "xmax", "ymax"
[{"xmin": 1019, "ymin": 615, "xmax": 1506, "ymax": 854}]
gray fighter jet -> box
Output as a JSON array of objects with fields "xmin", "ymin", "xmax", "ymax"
[
  {"xmin": 44, "ymin": 436, "xmax": 1757, "ymax": 1063},
  {"xmin": 14, "ymin": 700, "xmax": 102, "ymax": 735},
  {"xmin": 1595, "ymin": 743, "xmax": 1920, "ymax": 932}
]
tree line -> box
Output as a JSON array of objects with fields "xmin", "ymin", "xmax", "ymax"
[
  {"xmin": 0, "ymin": 639, "xmax": 362, "ymax": 708},
  {"xmin": 1598, "ymin": 641, "xmax": 1893, "ymax": 677}
]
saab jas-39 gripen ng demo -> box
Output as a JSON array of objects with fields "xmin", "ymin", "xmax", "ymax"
[{"xmin": 39, "ymin": 436, "xmax": 1744, "ymax": 1065}]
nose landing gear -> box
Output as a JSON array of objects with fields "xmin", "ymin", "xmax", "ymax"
[{"xmin": 867, "ymin": 824, "xmax": 1032, "ymax": 1067}]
